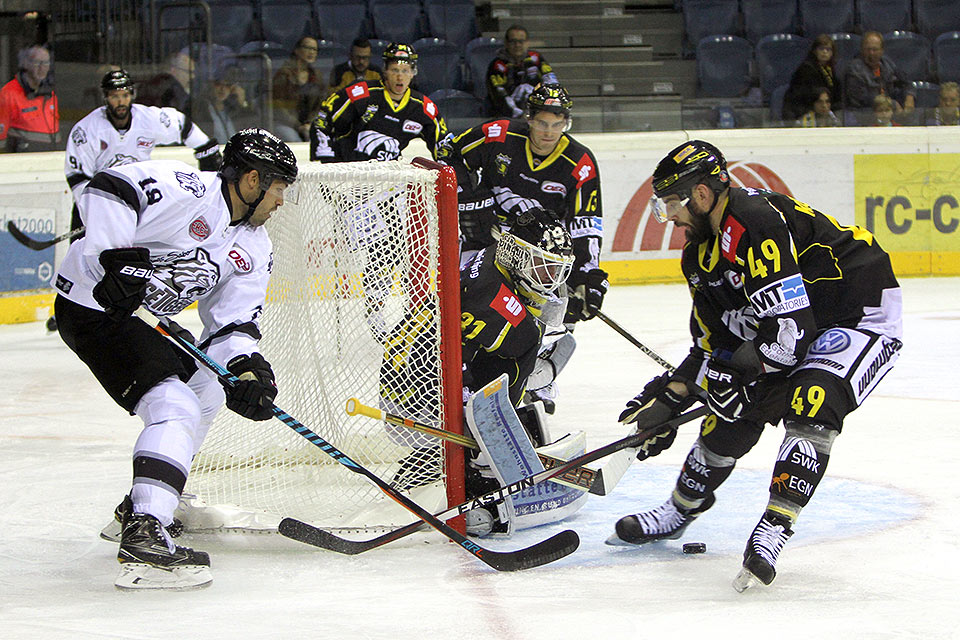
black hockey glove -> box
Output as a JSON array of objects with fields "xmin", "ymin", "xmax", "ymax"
[
  {"xmin": 224, "ymin": 353, "xmax": 277, "ymax": 421},
  {"xmin": 705, "ymin": 351, "xmax": 753, "ymax": 422},
  {"xmin": 619, "ymin": 372, "xmax": 697, "ymax": 461},
  {"xmin": 92, "ymin": 247, "xmax": 153, "ymax": 322},
  {"xmin": 458, "ymin": 189, "xmax": 498, "ymax": 251},
  {"xmin": 194, "ymin": 139, "xmax": 222, "ymax": 171},
  {"xmin": 565, "ymin": 268, "xmax": 609, "ymax": 323}
]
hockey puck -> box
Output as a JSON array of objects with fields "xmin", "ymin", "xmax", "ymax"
[{"xmin": 682, "ymin": 542, "xmax": 707, "ymax": 554}]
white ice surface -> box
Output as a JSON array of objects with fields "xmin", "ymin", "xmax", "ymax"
[{"xmin": 1, "ymin": 278, "xmax": 958, "ymax": 639}]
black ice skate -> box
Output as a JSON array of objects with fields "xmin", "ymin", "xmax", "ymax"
[
  {"xmin": 733, "ymin": 511, "xmax": 795, "ymax": 592},
  {"xmin": 607, "ymin": 493, "xmax": 715, "ymax": 546},
  {"xmin": 115, "ymin": 497, "xmax": 211, "ymax": 590},
  {"xmin": 100, "ymin": 498, "xmax": 183, "ymax": 542}
]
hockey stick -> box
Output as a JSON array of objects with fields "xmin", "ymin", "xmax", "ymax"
[
  {"xmin": 134, "ymin": 308, "xmax": 578, "ymax": 571},
  {"xmin": 6, "ymin": 221, "xmax": 85, "ymax": 251},
  {"xmin": 278, "ymin": 405, "xmax": 709, "ymax": 555},
  {"xmin": 346, "ymin": 397, "xmax": 607, "ymax": 494},
  {"xmin": 595, "ymin": 310, "xmax": 676, "ymax": 373}
]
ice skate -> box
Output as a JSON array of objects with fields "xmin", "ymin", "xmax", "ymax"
[
  {"xmin": 733, "ymin": 511, "xmax": 794, "ymax": 592},
  {"xmin": 115, "ymin": 497, "xmax": 211, "ymax": 590},
  {"xmin": 100, "ymin": 498, "xmax": 183, "ymax": 542},
  {"xmin": 607, "ymin": 493, "xmax": 714, "ymax": 546}
]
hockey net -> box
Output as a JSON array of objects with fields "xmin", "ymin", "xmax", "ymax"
[{"xmin": 183, "ymin": 158, "xmax": 464, "ymax": 532}]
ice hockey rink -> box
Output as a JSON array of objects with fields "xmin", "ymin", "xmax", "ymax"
[{"xmin": 1, "ymin": 277, "xmax": 957, "ymax": 639}]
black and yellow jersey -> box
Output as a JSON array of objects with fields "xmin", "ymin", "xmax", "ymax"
[
  {"xmin": 309, "ymin": 81, "xmax": 447, "ymax": 162},
  {"xmin": 677, "ymin": 186, "xmax": 899, "ymax": 378},
  {"xmin": 440, "ymin": 118, "xmax": 602, "ymax": 273}
]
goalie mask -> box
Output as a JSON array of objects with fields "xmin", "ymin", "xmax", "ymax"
[
  {"xmin": 495, "ymin": 207, "xmax": 574, "ymax": 296},
  {"xmin": 219, "ymin": 128, "xmax": 300, "ymax": 222},
  {"xmin": 649, "ymin": 140, "xmax": 728, "ymax": 223}
]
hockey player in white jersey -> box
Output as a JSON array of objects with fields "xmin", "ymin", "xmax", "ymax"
[{"xmin": 52, "ymin": 128, "xmax": 298, "ymax": 590}]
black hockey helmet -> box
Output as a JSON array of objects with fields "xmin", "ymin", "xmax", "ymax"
[
  {"xmin": 496, "ymin": 206, "xmax": 573, "ymax": 296},
  {"xmin": 383, "ymin": 42, "xmax": 418, "ymax": 71},
  {"xmin": 101, "ymin": 69, "xmax": 136, "ymax": 97},
  {"xmin": 219, "ymin": 127, "xmax": 298, "ymax": 188},
  {"xmin": 650, "ymin": 140, "xmax": 728, "ymax": 221},
  {"xmin": 526, "ymin": 83, "xmax": 573, "ymax": 118}
]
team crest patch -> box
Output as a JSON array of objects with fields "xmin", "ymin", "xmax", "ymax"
[
  {"xmin": 496, "ymin": 153, "xmax": 511, "ymax": 176},
  {"xmin": 71, "ymin": 127, "xmax": 87, "ymax": 146},
  {"xmin": 175, "ymin": 171, "xmax": 206, "ymax": 198},
  {"xmin": 159, "ymin": 112, "xmax": 171, "ymax": 127},
  {"xmin": 137, "ymin": 136, "xmax": 154, "ymax": 149},
  {"xmin": 189, "ymin": 216, "xmax": 210, "ymax": 240},
  {"xmin": 362, "ymin": 104, "xmax": 378, "ymax": 122},
  {"xmin": 229, "ymin": 246, "xmax": 254, "ymax": 273},
  {"xmin": 108, "ymin": 153, "xmax": 137, "ymax": 167},
  {"xmin": 100, "ymin": 139, "xmax": 108, "ymax": 151}
]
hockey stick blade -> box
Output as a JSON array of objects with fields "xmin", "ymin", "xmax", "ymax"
[
  {"xmin": 6, "ymin": 221, "xmax": 85, "ymax": 251},
  {"xmin": 279, "ymin": 405, "xmax": 710, "ymax": 555},
  {"xmin": 134, "ymin": 308, "xmax": 578, "ymax": 571}
]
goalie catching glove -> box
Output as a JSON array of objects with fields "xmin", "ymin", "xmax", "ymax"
[
  {"xmin": 619, "ymin": 372, "xmax": 698, "ymax": 460},
  {"xmin": 92, "ymin": 247, "xmax": 153, "ymax": 322},
  {"xmin": 224, "ymin": 353, "xmax": 277, "ymax": 421},
  {"xmin": 565, "ymin": 268, "xmax": 608, "ymax": 322}
]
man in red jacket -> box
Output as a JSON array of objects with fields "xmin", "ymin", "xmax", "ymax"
[{"xmin": 0, "ymin": 44, "xmax": 60, "ymax": 152}]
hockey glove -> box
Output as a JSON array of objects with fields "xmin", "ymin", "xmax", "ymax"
[
  {"xmin": 224, "ymin": 353, "xmax": 277, "ymax": 421},
  {"xmin": 194, "ymin": 139, "xmax": 222, "ymax": 171},
  {"xmin": 92, "ymin": 248, "xmax": 153, "ymax": 322},
  {"xmin": 705, "ymin": 352, "xmax": 753, "ymax": 422},
  {"xmin": 565, "ymin": 268, "xmax": 609, "ymax": 322},
  {"xmin": 620, "ymin": 372, "xmax": 697, "ymax": 461},
  {"xmin": 458, "ymin": 189, "xmax": 498, "ymax": 250}
]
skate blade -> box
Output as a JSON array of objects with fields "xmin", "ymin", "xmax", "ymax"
[
  {"xmin": 604, "ymin": 531, "xmax": 654, "ymax": 547},
  {"xmin": 115, "ymin": 563, "xmax": 212, "ymax": 591},
  {"xmin": 732, "ymin": 567, "xmax": 763, "ymax": 593},
  {"xmin": 100, "ymin": 519, "xmax": 121, "ymax": 542}
]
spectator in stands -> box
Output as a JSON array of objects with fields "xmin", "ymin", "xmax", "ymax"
[
  {"xmin": 272, "ymin": 36, "xmax": 326, "ymax": 142},
  {"xmin": 927, "ymin": 82, "xmax": 959, "ymax": 126},
  {"xmin": 138, "ymin": 51, "xmax": 195, "ymax": 115},
  {"xmin": 844, "ymin": 31, "xmax": 914, "ymax": 115},
  {"xmin": 782, "ymin": 35, "xmax": 842, "ymax": 122},
  {"xmin": 195, "ymin": 63, "xmax": 254, "ymax": 142},
  {"xmin": 0, "ymin": 44, "xmax": 60, "ymax": 152},
  {"xmin": 485, "ymin": 24, "xmax": 557, "ymax": 118},
  {"xmin": 329, "ymin": 38, "xmax": 382, "ymax": 96},
  {"xmin": 871, "ymin": 95, "xmax": 898, "ymax": 126},
  {"xmin": 795, "ymin": 87, "xmax": 840, "ymax": 127}
]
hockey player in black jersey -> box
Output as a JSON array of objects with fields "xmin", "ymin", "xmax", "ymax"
[
  {"xmin": 309, "ymin": 42, "xmax": 448, "ymax": 162},
  {"xmin": 439, "ymin": 82, "xmax": 608, "ymax": 412},
  {"xmin": 608, "ymin": 140, "xmax": 903, "ymax": 592},
  {"xmin": 53, "ymin": 128, "xmax": 298, "ymax": 590}
]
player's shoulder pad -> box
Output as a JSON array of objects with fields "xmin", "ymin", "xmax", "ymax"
[
  {"xmin": 228, "ymin": 226, "xmax": 273, "ymax": 275},
  {"xmin": 345, "ymin": 81, "xmax": 371, "ymax": 102},
  {"xmin": 419, "ymin": 94, "xmax": 439, "ymax": 120},
  {"xmin": 477, "ymin": 118, "xmax": 512, "ymax": 143}
]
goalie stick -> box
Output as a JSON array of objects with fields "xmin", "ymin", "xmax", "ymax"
[
  {"xmin": 134, "ymin": 308, "xmax": 579, "ymax": 572},
  {"xmin": 278, "ymin": 404, "xmax": 709, "ymax": 555},
  {"xmin": 345, "ymin": 397, "xmax": 609, "ymax": 495},
  {"xmin": 6, "ymin": 221, "xmax": 85, "ymax": 251}
]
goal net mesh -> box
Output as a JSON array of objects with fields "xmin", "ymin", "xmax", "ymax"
[{"xmin": 185, "ymin": 160, "xmax": 459, "ymax": 531}]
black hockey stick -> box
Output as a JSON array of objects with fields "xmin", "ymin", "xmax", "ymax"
[
  {"xmin": 135, "ymin": 309, "xmax": 579, "ymax": 571},
  {"xmin": 279, "ymin": 404, "xmax": 710, "ymax": 555},
  {"xmin": 596, "ymin": 310, "xmax": 676, "ymax": 373},
  {"xmin": 6, "ymin": 221, "xmax": 85, "ymax": 251}
]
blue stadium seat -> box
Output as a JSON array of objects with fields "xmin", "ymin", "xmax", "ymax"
[
  {"xmin": 769, "ymin": 83, "xmax": 789, "ymax": 124},
  {"xmin": 312, "ymin": 39, "xmax": 350, "ymax": 81},
  {"xmin": 883, "ymin": 31, "xmax": 931, "ymax": 83},
  {"xmin": 313, "ymin": 1, "xmax": 369, "ymax": 46},
  {"xmin": 756, "ymin": 33, "xmax": 811, "ymax": 97},
  {"xmin": 828, "ymin": 32, "xmax": 861, "ymax": 76},
  {"xmin": 464, "ymin": 36, "xmax": 501, "ymax": 99},
  {"xmin": 799, "ymin": 0, "xmax": 854, "ymax": 37},
  {"xmin": 741, "ymin": 0, "xmax": 799, "ymax": 43},
  {"xmin": 857, "ymin": 0, "xmax": 913, "ymax": 35},
  {"xmin": 155, "ymin": 1, "xmax": 207, "ymax": 57},
  {"xmin": 428, "ymin": 89, "xmax": 484, "ymax": 134},
  {"xmin": 411, "ymin": 37, "xmax": 463, "ymax": 95},
  {"xmin": 238, "ymin": 39, "xmax": 291, "ymax": 64},
  {"xmin": 206, "ymin": 0, "xmax": 257, "ymax": 50},
  {"xmin": 696, "ymin": 35, "xmax": 753, "ymax": 98},
  {"xmin": 933, "ymin": 31, "xmax": 960, "ymax": 83},
  {"xmin": 370, "ymin": 0, "xmax": 425, "ymax": 44},
  {"xmin": 423, "ymin": 0, "xmax": 477, "ymax": 48},
  {"xmin": 260, "ymin": 0, "xmax": 316, "ymax": 52},
  {"xmin": 915, "ymin": 0, "xmax": 960, "ymax": 41},
  {"xmin": 368, "ymin": 38, "xmax": 389, "ymax": 61},
  {"xmin": 910, "ymin": 80, "xmax": 941, "ymax": 108},
  {"xmin": 683, "ymin": 0, "xmax": 740, "ymax": 49}
]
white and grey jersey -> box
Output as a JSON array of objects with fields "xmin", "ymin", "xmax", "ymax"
[
  {"xmin": 55, "ymin": 160, "xmax": 272, "ymax": 363},
  {"xmin": 64, "ymin": 104, "xmax": 213, "ymax": 200}
]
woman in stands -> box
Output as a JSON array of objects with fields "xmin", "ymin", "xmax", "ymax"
[
  {"xmin": 272, "ymin": 36, "xmax": 326, "ymax": 142},
  {"xmin": 794, "ymin": 87, "xmax": 840, "ymax": 127},
  {"xmin": 782, "ymin": 34, "xmax": 841, "ymax": 122}
]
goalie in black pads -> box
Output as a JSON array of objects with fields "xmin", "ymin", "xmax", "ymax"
[
  {"xmin": 608, "ymin": 140, "xmax": 902, "ymax": 592},
  {"xmin": 52, "ymin": 128, "xmax": 298, "ymax": 590}
]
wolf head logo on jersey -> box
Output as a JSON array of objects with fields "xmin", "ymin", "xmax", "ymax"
[
  {"xmin": 175, "ymin": 171, "xmax": 206, "ymax": 198},
  {"xmin": 145, "ymin": 248, "xmax": 222, "ymax": 314},
  {"xmin": 108, "ymin": 154, "xmax": 138, "ymax": 167},
  {"xmin": 71, "ymin": 127, "xmax": 87, "ymax": 146}
]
